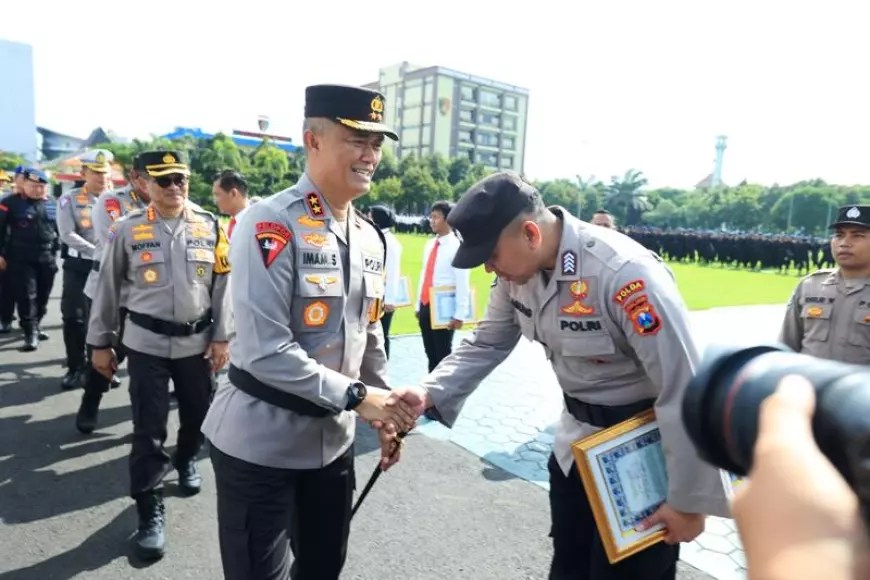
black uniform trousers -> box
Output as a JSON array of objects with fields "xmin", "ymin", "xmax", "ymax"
[
  {"xmin": 81, "ymin": 296, "xmax": 112, "ymax": 395},
  {"xmin": 7, "ymin": 259, "xmax": 57, "ymax": 330},
  {"xmin": 380, "ymin": 309, "xmax": 395, "ymax": 358},
  {"xmin": 126, "ymin": 348, "xmax": 212, "ymax": 498},
  {"xmin": 0, "ymin": 271, "xmax": 16, "ymax": 325},
  {"xmin": 547, "ymin": 454, "xmax": 679, "ymax": 580},
  {"xmin": 210, "ymin": 444, "xmax": 356, "ymax": 580},
  {"xmin": 60, "ymin": 263, "xmax": 90, "ymax": 371},
  {"xmin": 417, "ymin": 303, "xmax": 454, "ymax": 372}
]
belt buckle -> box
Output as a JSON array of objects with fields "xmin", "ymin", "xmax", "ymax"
[{"xmin": 184, "ymin": 320, "xmax": 197, "ymax": 334}]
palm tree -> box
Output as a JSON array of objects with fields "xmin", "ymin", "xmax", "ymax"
[{"xmin": 605, "ymin": 169, "xmax": 651, "ymax": 225}]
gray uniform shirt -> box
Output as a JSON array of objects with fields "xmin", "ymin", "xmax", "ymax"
[
  {"xmin": 84, "ymin": 185, "xmax": 147, "ymax": 300},
  {"xmin": 57, "ymin": 187, "xmax": 98, "ymax": 260},
  {"xmin": 201, "ymin": 174, "xmax": 390, "ymax": 470},
  {"xmin": 86, "ymin": 203, "xmax": 233, "ymax": 359},
  {"xmin": 779, "ymin": 268, "xmax": 870, "ymax": 364},
  {"xmin": 420, "ymin": 208, "xmax": 729, "ymax": 518}
]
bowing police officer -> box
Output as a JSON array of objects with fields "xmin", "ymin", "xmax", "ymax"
[
  {"xmin": 57, "ymin": 149, "xmax": 114, "ymax": 389},
  {"xmin": 385, "ymin": 172, "xmax": 729, "ymax": 580},
  {"xmin": 87, "ymin": 150, "xmax": 232, "ymax": 561},
  {"xmin": 201, "ymin": 84, "xmax": 417, "ymax": 580},
  {"xmin": 0, "ymin": 168, "xmax": 59, "ymax": 351},
  {"xmin": 76, "ymin": 155, "xmax": 150, "ymax": 433},
  {"xmin": 780, "ymin": 204, "xmax": 870, "ymax": 364}
]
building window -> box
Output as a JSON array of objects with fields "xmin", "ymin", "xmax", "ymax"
[
  {"xmin": 477, "ymin": 132, "xmax": 497, "ymax": 147},
  {"xmin": 480, "ymin": 90, "xmax": 500, "ymax": 107},
  {"xmin": 459, "ymin": 109, "xmax": 475, "ymax": 123},
  {"xmin": 503, "ymin": 116, "xmax": 517, "ymax": 131},
  {"xmin": 500, "ymin": 155, "xmax": 514, "ymax": 168},
  {"xmin": 504, "ymin": 95, "xmax": 518, "ymax": 111},
  {"xmin": 477, "ymin": 152, "xmax": 498, "ymax": 166},
  {"xmin": 458, "ymin": 130, "xmax": 473, "ymax": 143},
  {"xmin": 502, "ymin": 136, "xmax": 515, "ymax": 150},
  {"xmin": 479, "ymin": 113, "xmax": 500, "ymax": 127},
  {"xmin": 461, "ymin": 86, "xmax": 475, "ymax": 101}
]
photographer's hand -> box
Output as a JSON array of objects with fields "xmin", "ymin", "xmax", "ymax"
[{"xmin": 732, "ymin": 375, "xmax": 870, "ymax": 580}]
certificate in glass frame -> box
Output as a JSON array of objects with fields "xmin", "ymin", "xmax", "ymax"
[
  {"xmin": 571, "ymin": 409, "xmax": 668, "ymax": 564},
  {"xmin": 393, "ymin": 276, "xmax": 413, "ymax": 308},
  {"xmin": 428, "ymin": 285, "xmax": 478, "ymax": 330}
]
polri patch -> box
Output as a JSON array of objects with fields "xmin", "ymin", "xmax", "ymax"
[
  {"xmin": 561, "ymin": 250, "xmax": 577, "ymax": 276},
  {"xmin": 628, "ymin": 298, "xmax": 662, "ymax": 336},
  {"xmin": 105, "ymin": 198, "xmax": 122, "ymax": 221},
  {"xmin": 613, "ymin": 280, "xmax": 645, "ymax": 306},
  {"xmin": 255, "ymin": 221, "xmax": 291, "ymax": 268}
]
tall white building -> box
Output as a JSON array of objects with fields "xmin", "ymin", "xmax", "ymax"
[{"xmin": 0, "ymin": 39, "xmax": 37, "ymax": 163}]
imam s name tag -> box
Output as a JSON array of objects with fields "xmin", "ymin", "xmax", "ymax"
[{"xmin": 300, "ymin": 250, "xmax": 338, "ymax": 268}]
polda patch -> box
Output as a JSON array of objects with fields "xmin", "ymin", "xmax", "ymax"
[{"xmin": 255, "ymin": 221, "xmax": 292, "ymax": 268}]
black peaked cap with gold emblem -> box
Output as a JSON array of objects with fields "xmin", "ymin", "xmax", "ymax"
[
  {"xmin": 305, "ymin": 84, "xmax": 398, "ymax": 141},
  {"xmin": 830, "ymin": 205, "xmax": 870, "ymax": 229},
  {"xmin": 134, "ymin": 150, "xmax": 191, "ymax": 177}
]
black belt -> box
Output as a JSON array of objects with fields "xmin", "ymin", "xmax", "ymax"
[
  {"xmin": 563, "ymin": 395, "xmax": 655, "ymax": 428},
  {"xmin": 127, "ymin": 309, "xmax": 213, "ymax": 337},
  {"xmin": 228, "ymin": 364, "xmax": 333, "ymax": 418}
]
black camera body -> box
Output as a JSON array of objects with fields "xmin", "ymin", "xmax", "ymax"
[{"xmin": 681, "ymin": 343, "xmax": 870, "ymax": 525}]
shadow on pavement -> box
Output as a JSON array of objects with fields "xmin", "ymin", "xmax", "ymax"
[{"xmin": 0, "ymin": 505, "xmax": 139, "ymax": 580}]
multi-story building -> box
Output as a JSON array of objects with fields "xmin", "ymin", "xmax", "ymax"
[
  {"xmin": 0, "ymin": 39, "xmax": 37, "ymax": 162},
  {"xmin": 363, "ymin": 62, "xmax": 529, "ymax": 174}
]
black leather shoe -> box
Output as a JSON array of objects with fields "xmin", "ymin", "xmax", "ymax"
[
  {"xmin": 174, "ymin": 460, "xmax": 202, "ymax": 496},
  {"xmin": 61, "ymin": 369, "xmax": 82, "ymax": 390},
  {"xmin": 19, "ymin": 333, "xmax": 38, "ymax": 352},
  {"xmin": 0, "ymin": 322, "xmax": 11, "ymax": 334},
  {"xmin": 75, "ymin": 392, "xmax": 102, "ymax": 434},
  {"xmin": 134, "ymin": 492, "xmax": 166, "ymax": 561}
]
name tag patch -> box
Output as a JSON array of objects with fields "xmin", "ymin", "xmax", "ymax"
[
  {"xmin": 300, "ymin": 250, "xmax": 338, "ymax": 268},
  {"xmin": 132, "ymin": 241, "xmax": 161, "ymax": 252},
  {"xmin": 363, "ymin": 255, "xmax": 383, "ymax": 274}
]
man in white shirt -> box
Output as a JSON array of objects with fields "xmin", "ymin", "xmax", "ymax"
[
  {"xmin": 212, "ymin": 170, "xmax": 250, "ymax": 240},
  {"xmin": 369, "ymin": 205, "xmax": 403, "ymax": 358},
  {"xmin": 416, "ymin": 200, "xmax": 471, "ymax": 372}
]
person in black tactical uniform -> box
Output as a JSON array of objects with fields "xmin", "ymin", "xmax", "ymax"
[
  {"xmin": 0, "ymin": 166, "xmax": 25, "ymax": 333},
  {"xmin": 0, "ymin": 168, "xmax": 60, "ymax": 351}
]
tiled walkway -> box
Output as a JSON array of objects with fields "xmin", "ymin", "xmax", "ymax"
[{"xmin": 386, "ymin": 304, "xmax": 788, "ymax": 580}]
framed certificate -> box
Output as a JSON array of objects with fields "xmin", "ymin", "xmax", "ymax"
[
  {"xmin": 428, "ymin": 285, "xmax": 478, "ymax": 330},
  {"xmin": 393, "ymin": 276, "xmax": 413, "ymax": 308},
  {"xmin": 571, "ymin": 409, "xmax": 668, "ymax": 564}
]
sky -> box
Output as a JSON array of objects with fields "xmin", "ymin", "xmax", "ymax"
[{"xmin": 1, "ymin": 0, "xmax": 868, "ymax": 189}]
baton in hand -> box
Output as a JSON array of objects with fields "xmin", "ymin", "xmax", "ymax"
[{"xmin": 351, "ymin": 431, "xmax": 407, "ymax": 518}]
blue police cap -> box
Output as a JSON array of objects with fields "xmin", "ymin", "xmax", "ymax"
[
  {"xmin": 447, "ymin": 171, "xmax": 539, "ymax": 269},
  {"xmin": 22, "ymin": 167, "xmax": 49, "ymax": 183}
]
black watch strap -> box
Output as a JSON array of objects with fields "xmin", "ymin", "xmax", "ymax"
[{"xmin": 345, "ymin": 382, "xmax": 367, "ymax": 411}]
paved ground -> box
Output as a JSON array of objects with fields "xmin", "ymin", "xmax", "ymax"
[{"xmin": 0, "ymin": 281, "xmax": 767, "ymax": 579}]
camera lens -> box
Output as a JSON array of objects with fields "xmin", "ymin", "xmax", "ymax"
[{"xmin": 683, "ymin": 343, "xmax": 870, "ymax": 488}]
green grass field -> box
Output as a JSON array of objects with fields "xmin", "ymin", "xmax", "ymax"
[{"xmin": 387, "ymin": 234, "xmax": 798, "ymax": 335}]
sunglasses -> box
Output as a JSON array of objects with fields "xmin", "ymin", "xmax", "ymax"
[{"xmin": 155, "ymin": 175, "xmax": 187, "ymax": 188}]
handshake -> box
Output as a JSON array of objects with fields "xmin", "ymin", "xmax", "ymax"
[{"xmin": 354, "ymin": 385, "xmax": 433, "ymax": 471}]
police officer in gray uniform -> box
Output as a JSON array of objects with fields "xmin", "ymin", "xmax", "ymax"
[
  {"xmin": 201, "ymin": 84, "xmax": 417, "ymax": 580},
  {"xmin": 779, "ymin": 204, "xmax": 870, "ymax": 365},
  {"xmin": 87, "ymin": 150, "xmax": 233, "ymax": 561},
  {"xmin": 57, "ymin": 149, "xmax": 114, "ymax": 389},
  {"xmin": 385, "ymin": 172, "xmax": 729, "ymax": 580},
  {"xmin": 76, "ymin": 156, "xmax": 150, "ymax": 433}
]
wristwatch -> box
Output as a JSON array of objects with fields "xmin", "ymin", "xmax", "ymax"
[{"xmin": 345, "ymin": 381, "xmax": 368, "ymax": 411}]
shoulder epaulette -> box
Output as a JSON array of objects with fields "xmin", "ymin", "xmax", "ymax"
[{"xmin": 809, "ymin": 268, "xmax": 835, "ymax": 277}]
